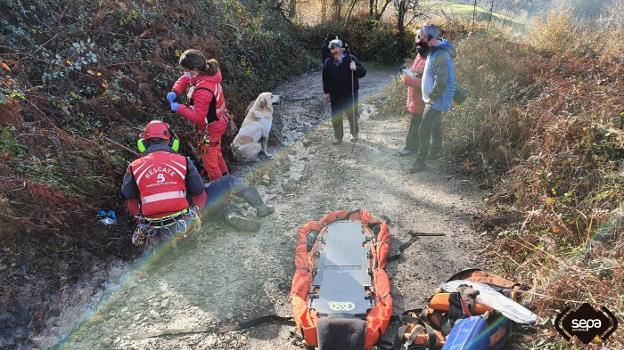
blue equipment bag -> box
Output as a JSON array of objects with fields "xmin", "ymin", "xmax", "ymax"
[{"xmin": 441, "ymin": 316, "xmax": 489, "ymax": 350}]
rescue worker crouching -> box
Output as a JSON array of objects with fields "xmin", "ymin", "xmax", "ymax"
[
  {"xmin": 122, "ymin": 121, "xmax": 275, "ymax": 245},
  {"xmin": 121, "ymin": 120, "xmax": 206, "ymax": 247}
]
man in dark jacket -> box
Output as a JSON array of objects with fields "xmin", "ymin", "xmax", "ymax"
[
  {"xmin": 322, "ymin": 38, "xmax": 366, "ymax": 144},
  {"xmin": 122, "ymin": 120, "xmax": 275, "ymax": 247}
]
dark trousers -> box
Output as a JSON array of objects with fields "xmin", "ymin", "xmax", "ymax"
[
  {"xmin": 416, "ymin": 104, "xmax": 443, "ymax": 161},
  {"xmin": 330, "ymin": 94, "xmax": 359, "ymax": 140},
  {"xmin": 404, "ymin": 113, "xmax": 422, "ymax": 151},
  {"xmin": 204, "ymin": 174, "xmax": 248, "ymax": 220}
]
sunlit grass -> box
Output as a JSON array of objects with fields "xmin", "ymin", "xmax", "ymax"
[{"xmin": 422, "ymin": 0, "xmax": 524, "ymax": 28}]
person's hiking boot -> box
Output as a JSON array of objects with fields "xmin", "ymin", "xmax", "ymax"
[
  {"xmin": 223, "ymin": 204, "xmax": 260, "ymax": 232},
  {"xmin": 350, "ymin": 134, "xmax": 359, "ymax": 142},
  {"xmin": 332, "ymin": 139, "xmax": 343, "ymax": 145},
  {"xmin": 398, "ymin": 148, "xmax": 414, "ymax": 156},
  {"xmin": 428, "ymin": 151, "xmax": 442, "ymax": 160},
  {"xmin": 410, "ymin": 159, "xmax": 427, "ymax": 173},
  {"xmin": 237, "ymin": 187, "xmax": 275, "ymax": 217}
]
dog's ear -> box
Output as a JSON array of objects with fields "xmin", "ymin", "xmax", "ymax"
[
  {"xmin": 245, "ymin": 100, "xmax": 254, "ymax": 116},
  {"xmin": 259, "ymin": 97, "xmax": 268, "ymax": 110}
]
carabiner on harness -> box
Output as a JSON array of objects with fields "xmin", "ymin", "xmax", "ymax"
[{"xmin": 131, "ymin": 207, "xmax": 201, "ymax": 247}]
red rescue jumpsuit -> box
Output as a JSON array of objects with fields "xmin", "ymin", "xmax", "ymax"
[{"xmin": 172, "ymin": 71, "xmax": 229, "ymax": 181}]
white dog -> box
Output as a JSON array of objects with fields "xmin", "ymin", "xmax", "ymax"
[{"xmin": 231, "ymin": 92, "xmax": 281, "ymax": 162}]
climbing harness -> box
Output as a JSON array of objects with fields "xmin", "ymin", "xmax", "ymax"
[{"xmin": 132, "ymin": 207, "xmax": 201, "ymax": 247}]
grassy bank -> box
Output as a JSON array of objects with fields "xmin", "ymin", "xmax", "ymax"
[
  {"xmin": 378, "ymin": 11, "xmax": 623, "ymax": 348},
  {"xmin": 448, "ymin": 13, "xmax": 623, "ymax": 348},
  {"xmin": 423, "ymin": 1, "xmax": 523, "ymax": 28}
]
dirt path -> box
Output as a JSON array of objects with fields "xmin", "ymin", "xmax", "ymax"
[{"xmin": 43, "ymin": 69, "xmax": 485, "ymax": 349}]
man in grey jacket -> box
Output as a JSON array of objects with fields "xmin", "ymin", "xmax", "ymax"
[{"xmin": 411, "ymin": 24, "xmax": 456, "ymax": 172}]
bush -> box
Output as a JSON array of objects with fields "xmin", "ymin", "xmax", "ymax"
[
  {"xmin": 301, "ymin": 14, "xmax": 415, "ymax": 64},
  {"xmin": 444, "ymin": 30, "xmax": 542, "ymax": 176},
  {"xmin": 531, "ymin": 9, "xmax": 624, "ymax": 64},
  {"xmin": 444, "ymin": 19, "xmax": 624, "ymax": 349}
]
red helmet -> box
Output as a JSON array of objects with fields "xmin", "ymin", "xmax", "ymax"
[{"xmin": 142, "ymin": 120, "xmax": 171, "ymax": 141}]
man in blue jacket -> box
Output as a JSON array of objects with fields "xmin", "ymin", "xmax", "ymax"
[
  {"xmin": 322, "ymin": 38, "xmax": 367, "ymax": 144},
  {"xmin": 411, "ymin": 24, "xmax": 456, "ymax": 172}
]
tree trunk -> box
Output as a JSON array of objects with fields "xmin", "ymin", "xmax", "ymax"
[
  {"xmin": 472, "ymin": 0, "xmax": 478, "ymax": 30},
  {"xmin": 288, "ymin": 0, "xmax": 296, "ymax": 19},
  {"xmin": 322, "ymin": 0, "xmax": 327, "ymax": 22},
  {"xmin": 346, "ymin": 0, "xmax": 358, "ymax": 20},
  {"xmin": 376, "ymin": 0, "xmax": 392, "ymax": 20},
  {"xmin": 397, "ymin": 1, "xmax": 406, "ymax": 57},
  {"xmin": 487, "ymin": 0, "xmax": 494, "ymax": 29},
  {"xmin": 332, "ymin": 0, "xmax": 342, "ymax": 21},
  {"xmin": 369, "ymin": 0, "xmax": 374, "ymax": 17}
]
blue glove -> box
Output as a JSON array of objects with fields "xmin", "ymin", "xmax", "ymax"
[
  {"xmin": 166, "ymin": 91, "xmax": 177, "ymax": 103},
  {"xmin": 107, "ymin": 210, "xmax": 117, "ymax": 221},
  {"xmin": 170, "ymin": 102, "xmax": 180, "ymax": 112}
]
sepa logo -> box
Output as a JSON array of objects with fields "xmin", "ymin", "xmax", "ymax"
[
  {"xmin": 555, "ymin": 303, "xmax": 618, "ymax": 344},
  {"xmin": 328, "ymin": 301, "xmax": 356, "ymax": 311}
]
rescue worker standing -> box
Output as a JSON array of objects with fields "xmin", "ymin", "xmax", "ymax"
[
  {"xmin": 398, "ymin": 31, "xmax": 429, "ymax": 156},
  {"xmin": 121, "ymin": 120, "xmax": 206, "ymax": 246},
  {"xmin": 167, "ymin": 49, "xmax": 229, "ymax": 181},
  {"xmin": 411, "ymin": 24, "xmax": 456, "ymax": 172},
  {"xmin": 322, "ymin": 38, "xmax": 366, "ymax": 145}
]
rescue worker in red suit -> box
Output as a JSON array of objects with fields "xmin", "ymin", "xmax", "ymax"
[
  {"xmin": 167, "ymin": 49, "xmax": 229, "ymax": 181},
  {"xmin": 122, "ymin": 121, "xmax": 275, "ymax": 245},
  {"xmin": 121, "ymin": 120, "xmax": 206, "ymax": 246}
]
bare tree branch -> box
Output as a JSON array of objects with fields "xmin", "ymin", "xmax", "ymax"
[
  {"xmin": 346, "ymin": 0, "xmax": 360, "ymax": 20},
  {"xmin": 377, "ymin": 0, "xmax": 393, "ymax": 20},
  {"xmin": 394, "ymin": 0, "xmax": 420, "ymax": 56}
]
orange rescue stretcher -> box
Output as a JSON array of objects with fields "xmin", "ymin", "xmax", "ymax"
[{"xmin": 290, "ymin": 209, "xmax": 393, "ymax": 349}]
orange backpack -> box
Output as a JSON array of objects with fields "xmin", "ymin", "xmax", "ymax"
[{"xmin": 391, "ymin": 269, "xmax": 527, "ymax": 350}]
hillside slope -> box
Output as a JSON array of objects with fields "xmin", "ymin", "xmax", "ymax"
[{"xmin": 0, "ymin": 0, "xmax": 314, "ymax": 346}]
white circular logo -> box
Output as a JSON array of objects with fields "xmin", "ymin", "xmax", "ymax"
[{"xmin": 328, "ymin": 301, "xmax": 356, "ymax": 311}]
